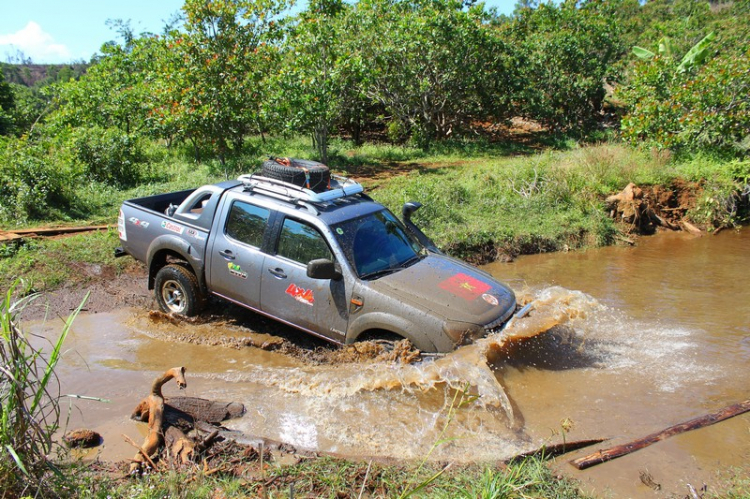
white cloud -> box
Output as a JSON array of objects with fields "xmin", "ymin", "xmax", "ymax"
[{"xmin": 0, "ymin": 21, "xmax": 71, "ymax": 63}]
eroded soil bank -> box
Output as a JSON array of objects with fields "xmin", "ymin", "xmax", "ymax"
[{"xmin": 450, "ymin": 178, "xmax": 748, "ymax": 266}]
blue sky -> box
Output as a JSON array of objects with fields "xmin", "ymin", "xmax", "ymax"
[{"xmin": 0, "ymin": 0, "xmax": 519, "ymax": 64}]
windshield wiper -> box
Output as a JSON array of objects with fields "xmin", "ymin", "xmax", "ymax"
[
  {"xmin": 399, "ymin": 254, "xmax": 424, "ymax": 269},
  {"xmin": 360, "ymin": 254, "xmax": 424, "ymax": 280},
  {"xmin": 360, "ymin": 267, "xmax": 402, "ymax": 280}
]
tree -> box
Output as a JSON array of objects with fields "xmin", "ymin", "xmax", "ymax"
[
  {"xmin": 8, "ymin": 84, "xmax": 49, "ymax": 135},
  {"xmin": 351, "ymin": 0, "xmax": 512, "ymax": 145},
  {"xmin": 272, "ymin": 0, "xmax": 362, "ymax": 163},
  {"xmin": 52, "ymin": 37, "xmax": 155, "ymax": 135},
  {"xmin": 502, "ymin": 0, "xmax": 623, "ymax": 132},
  {"xmin": 619, "ymin": 48, "xmax": 750, "ymax": 156},
  {"xmin": 633, "ymin": 32, "xmax": 716, "ymax": 73},
  {"xmin": 154, "ymin": 0, "xmax": 288, "ymax": 163},
  {"xmin": 0, "ymin": 70, "xmax": 14, "ymax": 135}
]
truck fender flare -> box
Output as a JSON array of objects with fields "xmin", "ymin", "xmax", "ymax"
[
  {"xmin": 146, "ymin": 235, "xmax": 205, "ymax": 290},
  {"xmin": 348, "ymin": 312, "xmax": 438, "ymax": 353}
]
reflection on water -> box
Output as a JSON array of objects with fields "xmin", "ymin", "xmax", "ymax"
[{"xmin": 33, "ymin": 228, "xmax": 750, "ymax": 497}]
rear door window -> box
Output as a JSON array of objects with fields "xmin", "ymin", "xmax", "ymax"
[{"xmin": 225, "ymin": 201, "xmax": 270, "ymax": 248}]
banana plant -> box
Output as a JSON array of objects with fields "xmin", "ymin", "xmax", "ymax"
[{"xmin": 632, "ymin": 32, "xmax": 716, "ymax": 73}]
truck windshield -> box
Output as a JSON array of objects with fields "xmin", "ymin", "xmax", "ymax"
[{"xmin": 332, "ymin": 209, "xmax": 425, "ymax": 280}]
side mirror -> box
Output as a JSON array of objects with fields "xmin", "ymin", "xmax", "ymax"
[{"xmin": 307, "ymin": 259, "xmax": 342, "ymax": 280}]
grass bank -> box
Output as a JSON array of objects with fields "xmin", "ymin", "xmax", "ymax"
[{"xmin": 373, "ymin": 144, "xmax": 750, "ymax": 262}]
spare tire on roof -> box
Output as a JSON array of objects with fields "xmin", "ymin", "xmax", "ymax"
[{"xmin": 261, "ymin": 157, "xmax": 331, "ymax": 193}]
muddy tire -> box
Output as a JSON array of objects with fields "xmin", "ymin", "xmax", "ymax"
[
  {"xmin": 261, "ymin": 158, "xmax": 330, "ymax": 193},
  {"xmin": 154, "ymin": 264, "xmax": 205, "ymax": 316}
]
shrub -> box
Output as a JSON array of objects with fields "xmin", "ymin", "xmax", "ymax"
[
  {"xmin": 0, "ymin": 135, "xmax": 75, "ymax": 223},
  {"xmin": 503, "ymin": 1, "xmax": 623, "ymax": 133},
  {"xmin": 619, "ymin": 50, "xmax": 750, "ymax": 157},
  {"xmin": 72, "ymin": 126, "xmax": 147, "ymax": 186}
]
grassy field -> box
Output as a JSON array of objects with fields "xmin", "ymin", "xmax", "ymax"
[{"xmin": 2, "ymin": 138, "xmax": 747, "ymax": 293}]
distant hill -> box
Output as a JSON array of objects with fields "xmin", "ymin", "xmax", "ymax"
[{"xmin": 0, "ymin": 63, "xmax": 88, "ymax": 88}]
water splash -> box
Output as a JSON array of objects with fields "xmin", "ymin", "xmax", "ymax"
[{"xmin": 208, "ymin": 286, "xmax": 600, "ymax": 426}]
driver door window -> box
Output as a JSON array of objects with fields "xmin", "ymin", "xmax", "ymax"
[{"xmin": 277, "ymin": 218, "xmax": 333, "ymax": 264}]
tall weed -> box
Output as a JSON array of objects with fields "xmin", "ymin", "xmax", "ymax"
[{"xmin": 0, "ymin": 282, "xmax": 87, "ymax": 497}]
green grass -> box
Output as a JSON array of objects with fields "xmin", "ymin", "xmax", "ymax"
[
  {"xmin": 373, "ymin": 144, "xmax": 749, "ymax": 259},
  {"xmin": 55, "ymin": 456, "xmax": 591, "ymax": 499},
  {"xmin": 709, "ymin": 468, "xmax": 750, "ymax": 499},
  {"xmin": 371, "ymin": 145, "xmax": 630, "ymax": 260}
]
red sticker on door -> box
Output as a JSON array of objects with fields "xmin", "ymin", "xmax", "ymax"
[
  {"xmin": 286, "ymin": 283, "xmax": 314, "ymax": 306},
  {"xmin": 439, "ymin": 273, "xmax": 491, "ymax": 301}
]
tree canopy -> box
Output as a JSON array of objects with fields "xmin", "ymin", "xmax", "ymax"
[{"xmin": 2, "ymin": 0, "xmax": 749, "ymax": 158}]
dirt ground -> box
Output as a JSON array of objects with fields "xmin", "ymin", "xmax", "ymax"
[{"xmin": 18, "ymin": 264, "xmax": 154, "ymax": 322}]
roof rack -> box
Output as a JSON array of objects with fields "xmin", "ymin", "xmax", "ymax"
[{"xmin": 237, "ymin": 173, "xmax": 364, "ymax": 205}]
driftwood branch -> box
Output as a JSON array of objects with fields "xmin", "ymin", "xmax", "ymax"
[
  {"xmin": 129, "ymin": 367, "xmax": 187, "ymax": 474},
  {"xmin": 571, "ymin": 399, "xmax": 750, "ymax": 470}
]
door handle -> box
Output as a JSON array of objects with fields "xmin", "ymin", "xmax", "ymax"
[
  {"xmin": 268, "ymin": 267, "xmax": 287, "ymax": 279},
  {"xmin": 219, "ymin": 249, "xmax": 235, "ymax": 260}
]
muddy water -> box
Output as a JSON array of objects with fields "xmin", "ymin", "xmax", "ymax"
[
  {"xmin": 485, "ymin": 228, "xmax": 750, "ymax": 497},
  {"xmin": 31, "ymin": 229, "xmax": 749, "ymax": 497}
]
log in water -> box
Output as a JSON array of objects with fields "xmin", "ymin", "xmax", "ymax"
[{"xmin": 570, "ymin": 399, "xmax": 750, "ymax": 470}]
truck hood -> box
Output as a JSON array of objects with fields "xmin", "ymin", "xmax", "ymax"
[{"xmin": 369, "ymin": 254, "xmax": 516, "ymax": 327}]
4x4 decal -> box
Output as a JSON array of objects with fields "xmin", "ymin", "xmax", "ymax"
[{"xmin": 286, "ymin": 283, "xmax": 314, "ymax": 306}]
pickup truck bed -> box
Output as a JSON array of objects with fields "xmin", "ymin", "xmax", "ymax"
[{"xmin": 125, "ymin": 189, "xmax": 196, "ymax": 215}]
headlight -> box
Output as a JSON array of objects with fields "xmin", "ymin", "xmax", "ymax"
[{"xmin": 443, "ymin": 321, "xmax": 484, "ymax": 345}]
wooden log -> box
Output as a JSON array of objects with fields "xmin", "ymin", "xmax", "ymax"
[
  {"xmin": 0, "ymin": 231, "xmax": 24, "ymax": 243},
  {"xmin": 10, "ymin": 225, "xmax": 110, "ymax": 236},
  {"xmin": 570, "ymin": 399, "xmax": 750, "ymax": 470},
  {"xmin": 506, "ymin": 438, "xmax": 606, "ymax": 464},
  {"xmin": 165, "ymin": 426, "xmax": 195, "ymax": 465},
  {"xmin": 679, "ymin": 220, "xmax": 703, "ymax": 236}
]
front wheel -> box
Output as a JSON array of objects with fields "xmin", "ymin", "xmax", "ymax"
[{"xmin": 154, "ymin": 264, "xmax": 205, "ymax": 316}]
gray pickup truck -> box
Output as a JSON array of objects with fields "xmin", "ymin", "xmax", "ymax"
[{"xmin": 116, "ymin": 164, "xmax": 517, "ymax": 353}]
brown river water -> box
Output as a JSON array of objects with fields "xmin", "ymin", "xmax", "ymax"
[{"xmin": 31, "ymin": 228, "xmax": 749, "ymax": 497}]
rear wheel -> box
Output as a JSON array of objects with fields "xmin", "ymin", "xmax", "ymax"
[{"xmin": 154, "ymin": 264, "xmax": 205, "ymax": 316}]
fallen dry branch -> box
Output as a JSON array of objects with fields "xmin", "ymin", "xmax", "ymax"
[
  {"xmin": 122, "ymin": 433, "xmax": 158, "ymax": 471},
  {"xmin": 570, "ymin": 399, "xmax": 750, "ymax": 470}
]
